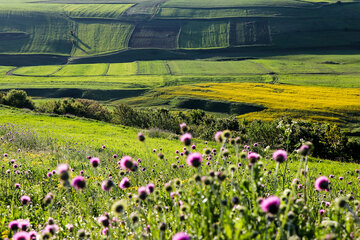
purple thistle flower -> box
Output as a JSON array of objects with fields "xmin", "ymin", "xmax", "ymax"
[
  {"xmin": 315, "ymin": 176, "xmax": 330, "ymax": 192},
  {"xmin": 186, "ymin": 153, "xmax": 203, "ymax": 168},
  {"xmin": 44, "ymin": 224, "xmax": 58, "ymax": 235},
  {"xmin": 9, "ymin": 220, "xmax": 19, "ymax": 231},
  {"xmin": 138, "ymin": 132, "xmax": 145, "ymax": 142},
  {"xmin": 87, "ymin": 156, "xmax": 92, "ymax": 160},
  {"xmin": 15, "ymin": 183, "xmax": 21, "ymax": 189},
  {"xmin": 339, "ymin": 177, "xmax": 343, "ymax": 180},
  {"xmin": 119, "ymin": 177, "xmax": 130, "ymax": 189},
  {"xmin": 247, "ymin": 152, "xmax": 260, "ymax": 164},
  {"xmin": 20, "ymin": 195, "xmax": 31, "ymax": 205},
  {"xmin": 10, "ymin": 159, "xmax": 15, "ymax": 164},
  {"xmin": 191, "ymin": 145, "xmax": 196, "ymax": 150},
  {"xmin": 180, "ymin": 123, "xmax": 188, "ymax": 133},
  {"xmin": 319, "ymin": 209, "xmax": 325, "ymax": 215},
  {"xmin": 138, "ymin": 186, "xmax": 148, "ymax": 200},
  {"xmin": 146, "ymin": 183, "xmax": 155, "ymax": 194},
  {"xmin": 80, "ymin": 170, "xmax": 84, "ymax": 175},
  {"xmin": 101, "ymin": 180, "xmax": 114, "ymax": 192},
  {"xmin": 214, "ymin": 131, "xmax": 223, "ymax": 143},
  {"xmin": 292, "ymin": 178, "xmax": 300, "ymax": 185},
  {"xmin": 120, "ymin": 156, "xmax": 134, "ymax": 170},
  {"xmin": 175, "ymin": 150, "xmax": 179, "ymax": 154},
  {"xmin": 260, "ymin": 196, "xmax": 280, "ymax": 214},
  {"xmin": 253, "ymin": 143, "xmax": 258, "ymax": 147},
  {"xmin": 113, "ymin": 154, "xmax": 118, "ymax": 159},
  {"xmin": 47, "ymin": 172, "xmax": 53, "ymax": 177},
  {"xmin": 172, "ymin": 232, "xmax": 191, "ymax": 240},
  {"xmin": 180, "ymin": 133, "xmax": 192, "ymax": 146},
  {"xmin": 28, "ymin": 231, "xmax": 37, "ymax": 240},
  {"xmin": 12, "ymin": 231, "xmax": 29, "ymax": 240},
  {"xmin": 272, "ymin": 150, "xmax": 287, "ymax": 163},
  {"xmin": 98, "ymin": 216, "xmax": 110, "ymax": 227},
  {"xmin": 67, "ymin": 224, "xmax": 74, "ymax": 232},
  {"xmin": 57, "ymin": 164, "xmax": 69, "ymax": 174},
  {"xmin": 297, "ymin": 144, "xmax": 310, "ymax": 156},
  {"xmin": 72, "ymin": 176, "xmax": 86, "ymax": 190},
  {"xmin": 90, "ymin": 157, "xmax": 100, "ymax": 168},
  {"xmin": 18, "ymin": 220, "xmax": 30, "ymax": 231}
]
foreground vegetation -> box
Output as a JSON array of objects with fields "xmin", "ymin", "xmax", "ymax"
[{"xmin": 1, "ymin": 105, "xmax": 360, "ymax": 239}]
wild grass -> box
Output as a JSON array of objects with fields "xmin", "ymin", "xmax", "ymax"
[{"xmin": 1, "ymin": 106, "xmax": 360, "ymax": 239}]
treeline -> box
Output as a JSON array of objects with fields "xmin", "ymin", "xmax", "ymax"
[{"xmin": 1, "ymin": 90, "xmax": 359, "ymax": 161}]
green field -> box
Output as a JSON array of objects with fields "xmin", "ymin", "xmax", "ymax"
[
  {"xmin": 163, "ymin": 0, "xmax": 315, "ymax": 8},
  {"xmin": 63, "ymin": 4, "xmax": 133, "ymax": 19},
  {"xmin": 12, "ymin": 65, "xmax": 62, "ymax": 76},
  {"xmin": 107, "ymin": 62, "xmax": 137, "ymax": 76},
  {"xmin": 72, "ymin": 22, "xmax": 134, "ymax": 56},
  {"xmin": 167, "ymin": 60, "xmax": 268, "ymax": 75},
  {"xmin": 53, "ymin": 64, "xmax": 108, "ymax": 76},
  {"xmin": 137, "ymin": 61, "xmax": 170, "ymax": 75}
]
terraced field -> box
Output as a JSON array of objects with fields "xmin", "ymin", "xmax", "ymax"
[
  {"xmin": 107, "ymin": 62, "xmax": 137, "ymax": 76},
  {"xmin": 73, "ymin": 22, "xmax": 134, "ymax": 56},
  {"xmin": 179, "ymin": 21, "xmax": 229, "ymax": 49},
  {"xmin": 63, "ymin": 4, "xmax": 133, "ymax": 19},
  {"xmin": 12, "ymin": 65, "xmax": 61, "ymax": 76},
  {"xmin": 162, "ymin": 0, "xmax": 315, "ymax": 8},
  {"xmin": 137, "ymin": 61, "xmax": 170, "ymax": 75},
  {"xmin": 0, "ymin": 9, "xmax": 72, "ymax": 55},
  {"xmin": 167, "ymin": 60, "xmax": 268, "ymax": 75},
  {"xmin": 129, "ymin": 23, "xmax": 180, "ymax": 49},
  {"xmin": 53, "ymin": 64, "xmax": 108, "ymax": 76}
]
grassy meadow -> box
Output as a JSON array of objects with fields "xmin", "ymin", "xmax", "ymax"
[
  {"xmin": 1, "ymin": 105, "xmax": 360, "ymax": 239},
  {"xmin": 1, "ymin": 0, "xmax": 360, "ymax": 238}
]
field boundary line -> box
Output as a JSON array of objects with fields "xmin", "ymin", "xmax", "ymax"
[
  {"xmin": 135, "ymin": 61, "xmax": 140, "ymax": 74},
  {"xmin": 48, "ymin": 65, "xmax": 66, "ymax": 76},
  {"xmin": 103, "ymin": 63, "xmax": 110, "ymax": 76},
  {"xmin": 164, "ymin": 61, "xmax": 173, "ymax": 75}
]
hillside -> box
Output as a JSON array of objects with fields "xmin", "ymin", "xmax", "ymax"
[{"xmin": 1, "ymin": 0, "xmax": 360, "ymax": 61}]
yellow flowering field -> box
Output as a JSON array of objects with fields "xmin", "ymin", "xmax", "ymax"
[{"xmin": 158, "ymin": 83, "xmax": 360, "ymax": 122}]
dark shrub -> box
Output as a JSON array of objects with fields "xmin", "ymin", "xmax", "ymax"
[{"xmin": 2, "ymin": 90, "xmax": 35, "ymax": 109}]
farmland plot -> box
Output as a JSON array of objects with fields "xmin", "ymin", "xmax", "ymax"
[
  {"xmin": 179, "ymin": 21, "xmax": 229, "ymax": 49},
  {"xmin": 128, "ymin": 23, "xmax": 180, "ymax": 49}
]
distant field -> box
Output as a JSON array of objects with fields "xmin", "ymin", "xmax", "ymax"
[
  {"xmin": 107, "ymin": 62, "xmax": 137, "ymax": 76},
  {"xmin": 63, "ymin": 4, "xmax": 133, "ymax": 19},
  {"xmin": 163, "ymin": 0, "xmax": 315, "ymax": 8},
  {"xmin": 277, "ymin": 74, "xmax": 360, "ymax": 88},
  {"xmin": 128, "ymin": 23, "xmax": 180, "ymax": 49},
  {"xmin": 231, "ymin": 21, "xmax": 271, "ymax": 46},
  {"xmin": 156, "ymin": 83, "xmax": 360, "ymax": 123},
  {"xmin": 53, "ymin": 64, "xmax": 108, "ymax": 76},
  {"xmin": 12, "ymin": 65, "xmax": 61, "ymax": 76},
  {"xmin": 137, "ymin": 61, "xmax": 170, "ymax": 75},
  {"xmin": 253, "ymin": 54, "xmax": 360, "ymax": 73},
  {"xmin": 179, "ymin": 21, "xmax": 229, "ymax": 49},
  {"xmin": 157, "ymin": 8, "xmax": 279, "ymax": 19},
  {"xmin": 73, "ymin": 21, "xmax": 134, "ymax": 56},
  {"xmin": 0, "ymin": 9, "xmax": 72, "ymax": 55},
  {"xmin": 167, "ymin": 60, "xmax": 268, "ymax": 75}
]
